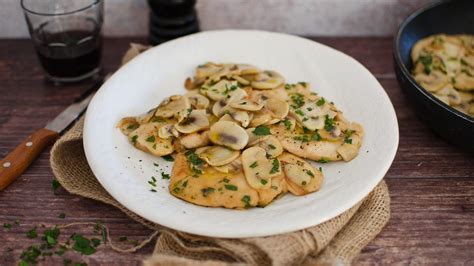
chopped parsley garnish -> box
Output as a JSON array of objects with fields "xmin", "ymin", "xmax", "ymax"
[
  {"xmin": 126, "ymin": 124, "xmax": 139, "ymax": 130},
  {"xmin": 150, "ymin": 116, "xmax": 165, "ymax": 122},
  {"xmin": 302, "ymin": 181, "xmax": 307, "ymax": 185},
  {"xmin": 291, "ymin": 93, "xmax": 305, "ymax": 108},
  {"xmin": 317, "ymin": 158, "xmax": 330, "ymax": 163},
  {"xmin": 316, "ymin": 97, "xmax": 326, "ymax": 106},
  {"xmin": 58, "ymin": 213, "xmax": 66, "ymax": 219},
  {"xmin": 131, "ymin": 135, "xmax": 138, "ymax": 144},
  {"xmin": 324, "ymin": 115, "xmax": 335, "ymax": 131},
  {"xmin": 306, "ymin": 170, "xmax": 315, "ymax": 177},
  {"xmin": 241, "ymin": 195, "xmax": 251, "ymax": 208},
  {"xmin": 223, "ymin": 178, "xmax": 230, "ymax": 183},
  {"xmin": 260, "ymin": 179, "xmax": 268, "ymax": 185},
  {"xmin": 311, "ymin": 132, "xmax": 322, "ymax": 141},
  {"xmin": 161, "ymin": 172, "xmax": 170, "ymax": 180},
  {"xmin": 52, "ymin": 179, "xmax": 60, "ymax": 194},
  {"xmin": 230, "ymin": 84, "xmax": 238, "ymax": 91},
  {"xmin": 270, "ymin": 159, "xmax": 280, "ymax": 174},
  {"xmin": 224, "ymin": 184, "xmax": 238, "ymax": 191},
  {"xmin": 182, "ymin": 180, "xmax": 188, "ymax": 187},
  {"xmin": 162, "ymin": 155, "xmax": 174, "ymax": 162},
  {"xmin": 282, "ymin": 118, "xmax": 292, "ymax": 130},
  {"xmin": 43, "ymin": 227, "xmax": 60, "ymax": 248},
  {"xmin": 249, "ymin": 162, "xmax": 258, "ymax": 168},
  {"xmin": 253, "ymin": 126, "xmax": 271, "ymax": 135},
  {"xmin": 295, "ymin": 109, "xmax": 305, "ymax": 116},
  {"xmin": 3, "ymin": 223, "xmax": 12, "ymax": 229},
  {"xmin": 201, "ymin": 187, "xmax": 215, "ymax": 197},
  {"xmin": 298, "ymin": 81, "xmax": 307, "ymax": 87},
  {"xmin": 419, "ymin": 54, "xmax": 432, "ymax": 74},
  {"xmin": 71, "ymin": 234, "xmax": 96, "ymax": 255},
  {"xmin": 344, "ymin": 129, "xmax": 355, "ymax": 144},
  {"xmin": 306, "ymin": 107, "xmax": 313, "ymax": 111},
  {"xmin": 185, "ymin": 149, "xmax": 204, "ymax": 174},
  {"xmin": 26, "ymin": 227, "xmax": 38, "ymax": 238},
  {"xmin": 460, "ymin": 58, "xmax": 468, "ymax": 66},
  {"xmin": 284, "ymin": 83, "xmax": 292, "ymax": 90},
  {"xmin": 146, "ymin": 135, "xmax": 155, "ymax": 142},
  {"xmin": 268, "ymin": 144, "xmax": 276, "ymax": 150},
  {"xmin": 319, "ymin": 167, "xmax": 323, "ymax": 172}
]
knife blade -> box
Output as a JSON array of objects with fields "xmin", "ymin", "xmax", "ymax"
[{"xmin": 0, "ymin": 79, "xmax": 103, "ymax": 191}]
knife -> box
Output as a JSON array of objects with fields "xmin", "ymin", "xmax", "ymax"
[{"xmin": 0, "ymin": 79, "xmax": 103, "ymax": 191}]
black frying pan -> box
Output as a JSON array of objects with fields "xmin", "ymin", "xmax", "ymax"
[{"xmin": 393, "ymin": 0, "xmax": 474, "ymax": 153}]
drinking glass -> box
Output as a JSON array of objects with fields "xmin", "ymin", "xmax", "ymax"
[{"xmin": 21, "ymin": 0, "xmax": 103, "ymax": 83}]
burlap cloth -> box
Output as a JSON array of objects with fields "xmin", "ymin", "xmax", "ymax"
[{"xmin": 50, "ymin": 44, "xmax": 391, "ymax": 265}]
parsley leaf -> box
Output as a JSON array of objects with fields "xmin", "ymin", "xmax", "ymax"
[
  {"xmin": 270, "ymin": 159, "xmax": 280, "ymax": 174},
  {"xmin": 324, "ymin": 115, "xmax": 335, "ymax": 131},
  {"xmin": 162, "ymin": 155, "xmax": 174, "ymax": 162},
  {"xmin": 201, "ymin": 187, "xmax": 215, "ymax": 197},
  {"xmin": 224, "ymin": 184, "xmax": 238, "ymax": 191},
  {"xmin": 282, "ymin": 118, "xmax": 292, "ymax": 130},
  {"xmin": 146, "ymin": 136, "xmax": 155, "ymax": 142},
  {"xmin": 71, "ymin": 234, "xmax": 96, "ymax": 255},
  {"xmin": 161, "ymin": 172, "xmax": 171, "ymax": 180},
  {"xmin": 419, "ymin": 54, "xmax": 432, "ymax": 74},
  {"xmin": 316, "ymin": 97, "xmax": 326, "ymax": 106},
  {"xmin": 241, "ymin": 195, "xmax": 251, "ymax": 208},
  {"xmin": 249, "ymin": 162, "xmax": 258, "ymax": 168},
  {"xmin": 26, "ymin": 227, "xmax": 37, "ymax": 238},
  {"xmin": 253, "ymin": 126, "xmax": 271, "ymax": 136}
]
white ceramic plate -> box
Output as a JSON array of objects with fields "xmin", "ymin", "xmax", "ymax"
[{"xmin": 84, "ymin": 30, "xmax": 398, "ymax": 238}]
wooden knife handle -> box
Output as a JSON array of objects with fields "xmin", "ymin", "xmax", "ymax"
[{"xmin": 0, "ymin": 128, "xmax": 59, "ymax": 191}]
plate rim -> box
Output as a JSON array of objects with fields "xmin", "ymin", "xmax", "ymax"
[{"xmin": 83, "ymin": 29, "xmax": 399, "ymax": 238}]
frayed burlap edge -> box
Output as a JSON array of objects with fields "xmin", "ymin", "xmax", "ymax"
[{"xmin": 50, "ymin": 116, "xmax": 390, "ymax": 266}]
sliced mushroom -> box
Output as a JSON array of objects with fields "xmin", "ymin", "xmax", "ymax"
[
  {"xmin": 174, "ymin": 110, "xmax": 209, "ymax": 134},
  {"xmin": 337, "ymin": 143, "xmax": 360, "ymax": 162},
  {"xmin": 219, "ymin": 113, "xmax": 237, "ymax": 123},
  {"xmin": 237, "ymin": 64, "xmax": 261, "ymax": 75},
  {"xmin": 179, "ymin": 131, "xmax": 210, "ymax": 149},
  {"xmin": 454, "ymin": 72, "xmax": 474, "ymax": 91},
  {"xmin": 185, "ymin": 90, "xmax": 210, "ymax": 109},
  {"xmin": 249, "ymin": 110, "xmax": 272, "ymax": 127},
  {"xmin": 433, "ymin": 93, "xmax": 450, "ymax": 105},
  {"xmin": 246, "ymin": 128, "xmax": 267, "ymax": 146},
  {"xmin": 155, "ymin": 95, "xmax": 191, "ymax": 119},
  {"xmin": 158, "ymin": 124, "xmax": 180, "ymax": 139},
  {"xmin": 414, "ymin": 71, "xmax": 449, "ymax": 92},
  {"xmin": 411, "ymin": 37, "xmax": 435, "ymax": 64},
  {"xmin": 255, "ymin": 135, "xmax": 283, "ymax": 158},
  {"xmin": 241, "ymin": 147, "xmax": 282, "ymax": 190},
  {"xmin": 230, "ymin": 99, "xmax": 264, "ymax": 111},
  {"xmin": 231, "ymin": 75, "xmax": 250, "ymax": 85},
  {"xmin": 129, "ymin": 123, "xmax": 174, "ymax": 156},
  {"xmin": 209, "ymin": 121, "xmax": 249, "ymax": 150},
  {"xmin": 195, "ymin": 62, "xmax": 223, "ymax": 79},
  {"xmin": 196, "ymin": 146, "xmax": 240, "ymax": 167},
  {"xmin": 265, "ymin": 98, "xmax": 289, "ymax": 120},
  {"xmin": 117, "ymin": 117, "xmax": 139, "ymax": 135},
  {"xmin": 251, "ymin": 71, "xmax": 285, "ymax": 90},
  {"xmin": 201, "ymin": 79, "xmax": 241, "ymax": 101},
  {"xmin": 279, "ymin": 153, "xmax": 323, "ymax": 195},
  {"xmin": 136, "ymin": 108, "xmax": 156, "ymax": 124},
  {"xmin": 213, "ymin": 157, "xmax": 242, "ymax": 173}
]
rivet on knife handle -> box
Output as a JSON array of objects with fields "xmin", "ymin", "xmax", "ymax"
[{"xmin": 0, "ymin": 128, "xmax": 59, "ymax": 191}]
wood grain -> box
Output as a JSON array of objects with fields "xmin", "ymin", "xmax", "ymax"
[{"xmin": 0, "ymin": 37, "xmax": 473, "ymax": 265}]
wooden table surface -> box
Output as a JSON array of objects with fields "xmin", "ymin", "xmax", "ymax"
[{"xmin": 0, "ymin": 37, "xmax": 473, "ymax": 265}]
